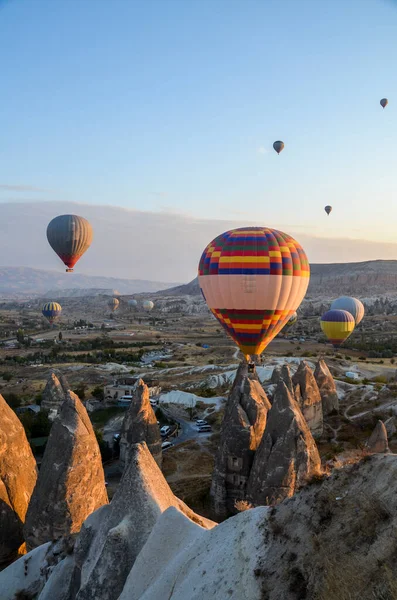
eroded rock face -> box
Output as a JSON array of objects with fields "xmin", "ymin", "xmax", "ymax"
[
  {"xmin": 314, "ymin": 359, "xmax": 339, "ymax": 416},
  {"xmin": 247, "ymin": 380, "xmax": 321, "ymax": 506},
  {"xmin": 24, "ymin": 391, "xmax": 108, "ymax": 550},
  {"xmin": 210, "ymin": 362, "xmax": 271, "ymax": 518},
  {"xmin": 292, "ymin": 360, "xmax": 323, "ymax": 438},
  {"xmin": 41, "ymin": 370, "xmax": 70, "ymax": 420},
  {"xmin": 280, "ymin": 364, "xmax": 294, "ymax": 394},
  {"xmin": 0, "ymin": 394, "xmax": 37, "ymax": 563},
  {"xmin": 367, "ymin": 420, "xmax": 389, "ymax": 454},
  {"xmin": 75, "ymin": 442, "xmax": 215, "ymax": 600},
  {"xmin": 271, "ymin": 366, "xmax": 281, "ymax": 384},
  {"xmin": 119, "ymin": 379, "xmax": 162, "ymax": 470}
]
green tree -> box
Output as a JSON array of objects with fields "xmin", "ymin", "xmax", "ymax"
[
  {"xmin": 58, "ymin": 331, "xmax": 63, "ymax": 342},
  {"xmin": 3, "ymin": 392, "xmax": 21, "ymax": 408},
  {"xmin": 91, "ymin": 385, "xmax": 104, "ymax": 401}
]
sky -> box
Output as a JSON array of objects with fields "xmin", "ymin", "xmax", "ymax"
[{"xmin": 1, "ymin": 0, "xmax": 397, "ymax": 278}]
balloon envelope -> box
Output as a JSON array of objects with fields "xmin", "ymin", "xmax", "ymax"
[
  {"xmin": 108, "ymin": 298, "xmax": 119, "ymax": 311},
  {"xmin": 273, "ymin": 141, "xmax": 285, "ymax": 154},
  {"xmin": 128, "ymin": 299, "xmax": 138, "ymax": 308},
  {"xmin": 47, "ymin": 214, "xmax": 93, "ymax": 272},
  {"xmin": 143, "ymin": 300, "xmax": 154, "ymax": 312},
  {"xmin": 330, "ymin": 296, "xmax": 364, "ymax": 325},
  {"xmin": 380, "ymin": 98, "xmax": 388, "ymax": 108},
  {"xmin": 325, "ymin": 205, "xmax": 332, "ymax": 215},
  {"xmin": 321, "ymin": 309, "xmax": 355, "ymax": 348},
  {"xmin": 198, "ymin": 226, "xmax": 310, "ymax": 358},
  {"xmin": 42, "ymin": 302, "xmax": 62, "ymax": 325}
]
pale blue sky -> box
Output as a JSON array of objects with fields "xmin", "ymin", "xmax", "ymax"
[{"xmin": 1, "ymin": 0, "xmax": 397, "ymax": 248}]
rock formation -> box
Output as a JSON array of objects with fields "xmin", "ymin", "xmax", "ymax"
[
  {"xmin": 41, "ymin": 370, "xmax": 70, "ymax": 420},
  {"xmin": 280, "ymin": 364, "xmax": 294, "ymax": 393},
  {"xmin": 210, "ymin": 362, "xmax": 271, "ymax": 518},
  {"xmin": 384, "ymin": 416, "xmax": 396, "ymax": 438},
  {"xmin": 292, "ymin": 360, "xmax": 323, "ymax": 438},
  {"xmin": 314, "ymin": 359, "xmax": 339, "ymax": 415},
  {"xmin": 24, "ymin": 390, "xmax": 108, "ymax": 550},
  {"xmin": 119, "ymin": 379, "xmax": 162, "ymax": 470},
  {"xmin": 247, "ymin": 380, "xmax": 321, "ymax": 506},
  {"xmin": 75, "ymin": 442, "xmax": 215, "ymax": 600},
  {"xmin": 271, "ymin": 366, "xmax": 281, "ymax": 384},
  {"xmin": 366, "ymin": 420, "xmax": 389, "ymax": 454},
  {"xmin": 0, "ymin": 394, "xmax": 37, "ymax": 563}
]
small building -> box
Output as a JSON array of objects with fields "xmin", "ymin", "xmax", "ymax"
[
  {"xmin": 104, "ymin": 377, "xmax": 161, "ymax": 402},
  {"xmin": 345, "ymin": 371, "xmax": 360, "ymax": 380},
  {"xmin": 16, "ymin": 405, "xmax": 41, "ymax": 415}
]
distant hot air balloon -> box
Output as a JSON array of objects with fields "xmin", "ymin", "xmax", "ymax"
[
  {"xmin": 286, "ymin": 312, "xmax": 298, "ymax": 327},
  {"xmin": 324, "ymin": 205, "xmax": 332, "ymax": 216},
  {"xmin": 108, "ymin": 298, "xmax": 119, "ymax": 312},
  {"xmin": 128, "ymin": 299, "xmax": 138, "ymax": 309},
  {"xmin": 42, "ymin": 302, "xmax": 62, "ymax": 325},
  {"xmin": 198, "ymin": 227, "xmax": 310, "ymax": 359},
  {"xmin": 320, "ymin": 309, "xmax": 355, "ymax": 348},
  {"xmin": 273, "ymin": 141, "xmax": 285, "ymax": 155},
  {"xmin": 143, "ymin": 300, "xmax": 154, "ymax": 312},
  {"xmin": 330, "ymin": 296, "xmax": 364, "ymax": 325},
  {"xmin": 47, "ymin": 215, "xmax": 93, "ymax": 272},
  {"xmin": 380, "ymin": 98, "xmax": 388, "ymax": 109}
]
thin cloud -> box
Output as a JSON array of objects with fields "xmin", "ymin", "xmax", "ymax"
[
  {"xmin": 0, "ymin": 184, "xmax": 53, "ymax": 193},
  {"xmin": 257, "ymin": 146, "xmax": 268, "ymax": 154}
]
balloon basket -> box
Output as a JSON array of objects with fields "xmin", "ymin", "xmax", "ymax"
[{"xmin": 66, "ymin": 268, "xmax": 73, "ymax": 273}]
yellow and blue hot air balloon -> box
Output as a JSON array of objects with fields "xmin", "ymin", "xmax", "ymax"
[
  {"xmin": 47, "ymin": 214, "xmax": 93, "ymax": 272},
  {"xmin": 320, "ymin": 309, "xmax": 355, "ymax": 348},
  {"xmin": 198, "ymin": 227, "xmax": 310, "ymax": 359},
  {"xmin": 42, "ymin": 302, "xmax": 62, "ymax": 325},
  {"xmin": 330, "ymin": 296, "xmax": 364, "ymax": 326},
  {"xmin": 143, "ymin": 300, "xmax": 154, "ymax": 312},
  {"xmin": 286, "ymin": 311, "xmax": 298, "ymax": 327}
]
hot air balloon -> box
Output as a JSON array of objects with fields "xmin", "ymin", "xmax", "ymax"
[
  {"xmin": 143, "ymin": 300, "xmax": 154, "ymax": 312},
  {"xmin": 380, "ymin": 98, "xmax": 388, "ymax": 109},
  {"xmin": 273, "ymin": 141, "xmax": 285, "ymax": 155},
  {"xmin": 108, "ymin": 298, "xmax": 119, "ymax": 312},
  {"xmin": 320, "ymin": 309, "xmax": 355, "ymax": 348},
  {"xmin": 286, "ymin": 312, "xmax": 298, "ymax": 327},
  {"xmin": 42, "ymin": 302, "xmax": 62, "ymax": 325},
  {"xmin": 128, "ymin": 299, "xmax": 138, "ymax": 309},
  {"xmin": 324, "ymin": 205, "xmax": 332, "ymax": 216},
  {"xmin": 47, "ymin": 215, "xmax": 93, "ymax": 272},
  {"xmin": 330, "ymin": 296, "xmax": 364, "ymax": 325},
  {"xmin": 198, "ymin": 227, "xmax": 310, "ymax": 359}
]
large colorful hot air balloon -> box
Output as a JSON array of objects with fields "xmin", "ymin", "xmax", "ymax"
[
  {"xmin": 380, "ymin": 98, "xmax": 388, "ymax": 109},
  {"xmin": 320, "ymin": 309, "xmax": 355, "ymax": 348},
  {"xmin": 108, "ymin": 298, "xmax": 119, "ymax": 312},
  {"xmin": 47, "ymin": 215, "xmax": 93, "ymax": 272},
  {"xmin": 128, "ymin": 299, "xmax": 138, "ymax": 309},
  {"xmin": 330, "ymin": 296, "xmax": 364, "ymax": 326},
  {"xmin": 143, "ymin": 300, "xmax": 154, "ymax": 312},
  {"xmin": 324, "ymin": 205, "xmax": 332, "ymax": 216},
  {"xmin": 286, "ymin": 311, "xmax": 297, "ymax": 327},
  {"xmin": 42, "ymin": 302, "xmax": 62, "ymax": 325},
  {"xmin": 198, "ymin": 227, "xmax": 310, "ymax": 359},
  {"xmin": 273, "ymin": 141, "xmax": 285, "ymax": 155}
]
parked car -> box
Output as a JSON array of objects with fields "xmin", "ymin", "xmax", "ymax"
[
  {"xmin": 196, "ymin": 419, "xmax": 208, "ymax": 426},
  {"xmin": 160, "ymin": 425, "xmax": 171, "ymax": 437},
  {"xmin": 197, "ymin": 424, "xmax": 212, "ymax": 433},
  {"xmin": 161, "ymin": 441, "xmax": 173, "ymax": 450}
]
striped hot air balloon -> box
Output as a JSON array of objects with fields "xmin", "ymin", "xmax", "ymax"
[
  {"xmin": 198, "ymin": 227, "xmax": 310, "ymax": 359},
  {"xmin": 47, "ymin": 215, "xmax": 93, "ymax": 272},
  {"xmin": 320, "ymin": 309, "xmax": 355, "ymax": 348},
  {"xmin": 108, "ymin": 298, "xmax": 119, "ymax": 312},
  {"xmin": 330, "ymin": 296, "xmax": 364, "ymax": 326},
  {"xmin": 42, "ymin": 302, "xmax": 62, "ymax": 325}
]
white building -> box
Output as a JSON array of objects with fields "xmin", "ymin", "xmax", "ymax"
[{"xmin": 104, "ymin": 377, "xmax": 161, "ymax": 402}]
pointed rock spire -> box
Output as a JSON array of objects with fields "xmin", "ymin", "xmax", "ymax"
[
  {"xmin": 210, "ymin": 361, "xmax": 271, "ymax": 518},
  {"xmin": 247, "ymin": 380, "xmax": 322, "ymax": 506},
  {"xmin": 24, "ymin": 391, "xmax": 108, "ymax": 550},
  {"xmin": 0, "ymin": 394, "xmax": 37, "ymax": 563},
  {"xmin": 314, "ymin": 359, "xmax": 339, "ymax": 416},
  {"xmin": 366, "ymin": 420, "xmax": 389, "ymax": 454},
  {"xmin": 292, "ymin": 360, "xmax": 323, "ymax": 438},
  {"xmin": 119, "ymin": 379, "xmax": 162, "ymax": 470},
  {"xmin": 41, "ymin": 369, "xmax": 70, "ymax": 421}
]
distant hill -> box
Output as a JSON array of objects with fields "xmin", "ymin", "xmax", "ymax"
[
  {"xmin": 159, "ymin": 260, "xmax": 397, "ymax": 299},
  {"xmin": 0, "ymin": 267, "xmax": 181, "ymax": 298}
]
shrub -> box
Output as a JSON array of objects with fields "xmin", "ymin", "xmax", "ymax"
[{"xmin": 2, "ymin": 372, "xmax": 12, "ymax": 381}]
